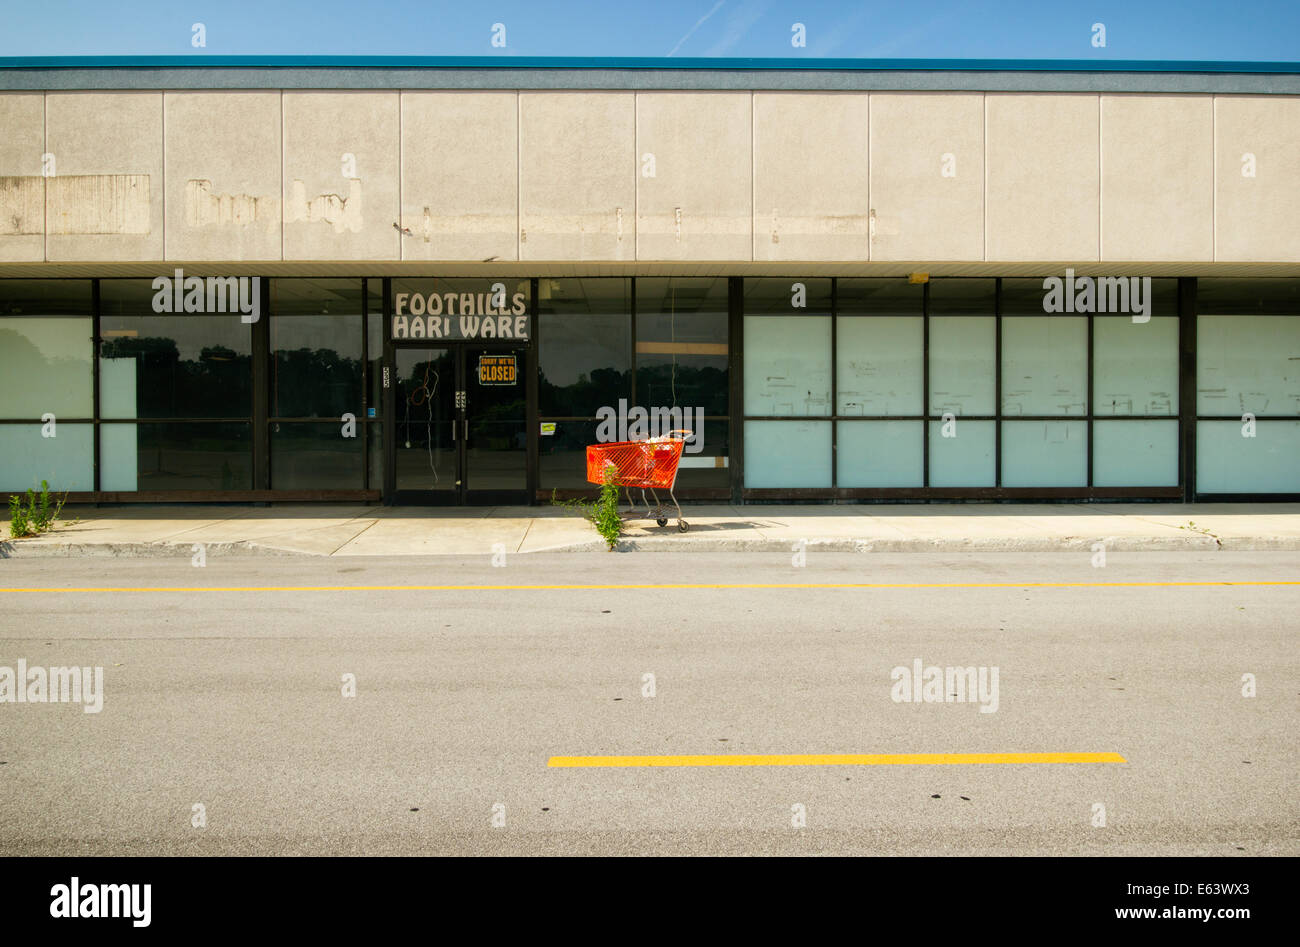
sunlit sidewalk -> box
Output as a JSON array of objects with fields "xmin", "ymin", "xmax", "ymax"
[{"xmin": 3, "ymin": 503, "xmax": 1299, "ymax": 557}]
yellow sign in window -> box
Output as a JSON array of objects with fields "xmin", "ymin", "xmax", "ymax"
[{"xmin": 477, "ymin": 354, "xmax": 517, "ymax": 386}]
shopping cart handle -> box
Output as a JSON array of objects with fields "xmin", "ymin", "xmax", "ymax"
[{"xmin": 650, "ymin": 429, "xmax": 694, "ymax": 441}]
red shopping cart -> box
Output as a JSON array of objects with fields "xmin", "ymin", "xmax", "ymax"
[{"xmin": 586, "ymin": 430, "xmax": 691, "ymax": 532}]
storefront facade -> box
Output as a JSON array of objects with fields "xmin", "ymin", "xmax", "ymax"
[{"xmin": 1, "ymin": 58, "xmax": 1297, "ymax": 504}]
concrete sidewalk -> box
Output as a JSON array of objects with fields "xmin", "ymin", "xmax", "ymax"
[{"xmin": 2, "ymin": 502, "xmax": 1300, "ymax": 558}]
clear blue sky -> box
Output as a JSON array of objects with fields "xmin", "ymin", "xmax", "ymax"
[{"xmin": 2, "ymin": 0, "xmax": 1298, "ymax": 60}]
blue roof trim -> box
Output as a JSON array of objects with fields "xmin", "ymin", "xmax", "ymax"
[{"xmin": 1, "ymin": 55, "xmax": 1298, "ymax": 74}]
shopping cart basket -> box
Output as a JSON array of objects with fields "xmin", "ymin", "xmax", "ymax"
[{"xmin": 585, "ymin": 430, "xmax": 691, "ymax": 532}]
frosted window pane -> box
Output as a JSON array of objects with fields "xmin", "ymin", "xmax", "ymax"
[
  {"xmin": 1093, "ymin": 420, "xmax": 1179, "ymax": 486},
  {"xmin": 928, "ymin": 420, "xmax": 995, "ymax": 487},
  {"xmin": 929, "ymin": 316, "xmax": 995, "ymax": 416},
  {"xmin": 744, "ymin": 421, "xmax": 831, "ymax": 487},
  {"xmin": 1001, "ymin": 421, "xmax": 1087, "ymax": 486},
  {"xmin": 836, "ymin": 421, "xmax": 922, "ymax": 487},
  {"xmin": 1196, "ymin": 421, "xmax": 1300, "ymax": 493},
  {"xmin": 743, "ymin": 316, "xmax": 831, "ymax": 416},
  {"xmin": 1001, "ymin": 317, "xmax": 1087, "ymax": 416},
  {"xmin": 100, "ymin": 423, "xmax": 139, "ymax": 491},
  {"xmin": 0, "ymin": 423, "xmax": 93, "ymax": 491},
  {"xmin": 1093, "ymin": 317, "xmax": 1178, "ymax": 416},
  {"xmin": 99, "ymin": 357, "xmax": 138, "ymax": 419},
  {"xmin": 835, "ymin": 317, "xmax": 922, "ymax": 416},
  {"xmin": 0, "ymin": 317, "xmax": 93, "ymax": 418},
  {"xmin": 1197, "ymin": 316, "xmax": 1300, "ymax": 416}
]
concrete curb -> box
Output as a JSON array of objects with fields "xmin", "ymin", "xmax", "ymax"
[
  {"xmin": 4, "ymin": 534, "xmax": 1295, "ymax": 557},
  {"xmin": 0, "ymin": 540, "xmax": 308, "ymax": 559}
]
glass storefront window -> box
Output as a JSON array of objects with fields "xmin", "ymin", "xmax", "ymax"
[
  {"xmin": 103, "ymin": 422, "xmax": 253, "ymax": 491},
  {"xmin": 538, "ymin": 278, "xmax": 630, "ymax": 418},
  {"xmin": 929, "ymin": 316, "xmax": 995, "ymax": 417},
  {"xmin": 744, "ymin": 420, "xmax": 831, "ymax": 488},
  {"xmin": 0, "ymin": 423, "xmax": 93, "ymax": 491},
  {"xmin": 1001, "ymin": 420, "xmax": 1087, "ymax": 487},
  {"xmin": 837, "ymin": 421, "xmax": 923, "ymax": 487},
  {"xmin": 1001, "ymin": 317, "xmax": 1087, "ymax": 416},
  {"xmin": 744, "ymin": 277, "xmax": 832, "ymax": 423},
  {"xmin": 928, "ymin": 419, "xmax": 996, "ymax": 487},
  {"xmin": 635, "ymin": 277, "xmax": 728, "ymax": 417},
  {"xmin": 1094, "ymin": 316, "xmax": 1178, "ymax": 416},
  {"xmin": 539, "ymin": 418, "xmax": 602, "ymax": 490},
  {"xmin": 1197, "ymin": 315, "xmax": 1300, "ymax": 417},
  {"xmin": 0, "ymin": 277, "xmax": 94, "ymax": 421},
  {"xmin": 1196, "ymin": 420, "xmax": 1300, "ymax": 493},
  {"xmin": 836, "ymin": 278, "xmax": 923, "ymax": 317},
  {"xmin": 271, "ymin": 279, "xmax": 364, "ymax": 419},
  {"xmin": 271, "ymin": 421, "xmax": 364, "ymax": 490},
  {"xmin": 1093, "ymin": 420, "xmax": 1178, "ymax": 487},
  {"xmin": 744, "ymin": 316, "xmax": 831, "ymax": 417},
  {"xmin": 0, "ymin": 317, "xmax": 94, "ymax": 419},
  {"xmin": 836, "ymin": 317, "xmax": 922, "ymax": 416},
  {"xmin": 100, "ymin": 280, "xmax": 252, "ymax": 419}
]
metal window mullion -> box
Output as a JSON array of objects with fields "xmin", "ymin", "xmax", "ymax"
[
  {"xmin": 830, "ymin": 277, "xmax": 837, "ymax": 489},
  {"xmin": 922, "ymin": 281, "xmax": 929, "ymax": 489},
  {"xmin": 1087, "ymin": 312, "xmax": 1094, "ymax": 488},
  {"xmin": 994, "ymin": 278, "xmax": 1002, "ymax": 488},
  {"xmin": 91, "ymin": 278, "xmax": 101, "ymax": 497}
]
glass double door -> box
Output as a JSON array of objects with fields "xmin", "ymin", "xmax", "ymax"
[{"xmin": 391, "ymin": 344, "xmax": 528, "ymax": 504}]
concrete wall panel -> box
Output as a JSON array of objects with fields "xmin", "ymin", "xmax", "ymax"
[
  {"xmin": 0, "ymin": 93, "xmax": 45, "ymax": 262},
  {"xmin": 401, "ymin": 92, "xmax": 518, "ymax": 262},
  {"xmin": 519, "ymin": 92, "xmax": 633, "ymax": 261},
  {"xmin": 1101, "ymin": 95, "xmax": 1213, "ymax": 262},
  {"xmin": 283, "ymin": 92, "xmax": 400, "ymax": 261},
  {"xmin": 753, "ymin": 92, "xmax": 868, "ymax": 262},
  {"xmin": 45, "ymin": 92, "xmax": 163, "ymax": 262},
  {"xmin": 985, "ymin": 94, "xmax": 1099, "ymax": 262},
  {"xmin": 870, "ymin": 92, "xmax": 983, "ymax": 262},
  {"xmin": 637, "ymin": 92, "xmax": 751, "ymax": 261},
  {"xmin": 1215, "ymin": 96, "xmax": 1300, "ymax": 262},
  {"xmin": 165, "ymin": 91, "xmax": 282, "ymax": 262}
]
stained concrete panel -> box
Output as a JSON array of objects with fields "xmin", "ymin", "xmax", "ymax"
[
  {"xmin": 1101, "ymin": 95, "xmax": 1213, "ymax": 262},
  {"xmin": 519, "ymin": 92, "xmax": 634, "ymax": 261},
  {"xmin": 753, "ymin": 92, "xmax": 868, "ymax": 262},
  {"xmin": 1214, "ymin": 95, "xmax": 1300, "ymax": 263},
  {"xmin": 0, "ymin": 93, "xmax": 45, "ymax": 262},
  {"xmin": 985, "ymin": 94, "xmax": 1100, "ymax": 262},
  {"xmin": 401, "ymin": 92, "xmax": 518, "ymax": 262},
  {"xmin": 637, "ymin": 92, "xmax": 752, "ymax": 262},
  {"xmin": 165, "ymin": 91, "xmax": 283, "ymax": 262},
  {"xmin": 870, "ymin": 92, "xmax": 984, "ymax": 262},
  {"xmin": 283, "ymin": 92, "xmax": 400, "ymax": 261},
  {"xmin": 45, "ymin": 92, "xmax": 163, "ymax": 262}
]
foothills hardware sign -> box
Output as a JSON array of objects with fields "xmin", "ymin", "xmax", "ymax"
[{"xmin": 392, "ymin": 282, "xmax": 530, "ymax": 341}]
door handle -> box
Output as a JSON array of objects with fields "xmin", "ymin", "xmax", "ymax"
[
  {"xmin": 452, "ymin": 419, "xmax": 456, "ymax": 441},
  {"xmin": 463, "ymin": 419, "xmax": 468, "ymax": 441}
]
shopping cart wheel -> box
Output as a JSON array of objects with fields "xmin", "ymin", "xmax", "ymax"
[
  {"xmin": 677, "ymin": 520, "xmax": 689, "ymax": 533},
  {"xmin": 656, "ymin": 517, "xmax": 667, "ymax": 527}
]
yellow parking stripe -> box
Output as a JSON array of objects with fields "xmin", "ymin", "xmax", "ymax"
[
  {"xmin": 548, "ymin": 752, "xmax": 1127, "ymax": 767},
  {"xmin": 0, "ymin": 581, "xmax": 1295, "ymax": 594}
]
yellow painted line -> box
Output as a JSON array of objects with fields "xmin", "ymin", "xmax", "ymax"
[
  {"xmin": 548, "ymin": 752, "xmax": 1127, "ymax": 768},
  {"xmin": 0, "ymin": 580, "xmax": 1296, "ymax": 594}
]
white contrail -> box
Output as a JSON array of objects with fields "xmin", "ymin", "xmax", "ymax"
[{"xmin": 667, "ymin": 0, "xmax": 726, "ymax": 57}]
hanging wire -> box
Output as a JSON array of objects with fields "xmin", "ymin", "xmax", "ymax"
[{"xmin": 405, "ymin": 359, "xmax": 440, "ymax": 484}]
